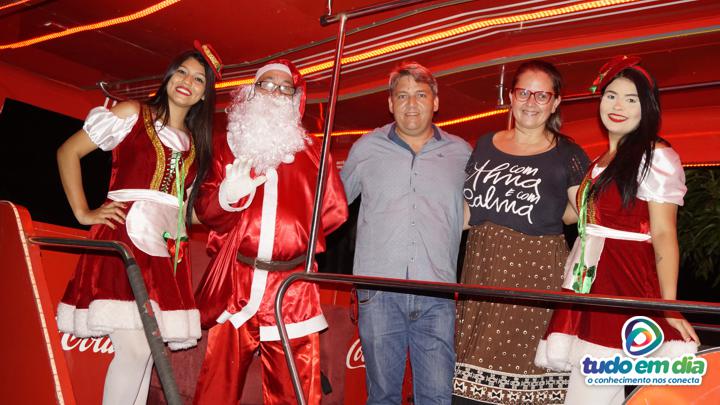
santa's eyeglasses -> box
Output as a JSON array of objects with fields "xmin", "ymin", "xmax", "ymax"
[{"xmin": 255, "ymin": 80, "xmax": 296, "ymax": 96}]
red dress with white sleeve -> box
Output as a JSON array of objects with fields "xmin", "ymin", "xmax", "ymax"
[{"xmin": 56, "ymin": 105, "xmax": 201, "ymax": 350}]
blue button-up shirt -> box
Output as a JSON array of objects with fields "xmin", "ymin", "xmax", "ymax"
[{"xmin": 341, "ymin": 123, "xmax": 471, "ymax": 283}]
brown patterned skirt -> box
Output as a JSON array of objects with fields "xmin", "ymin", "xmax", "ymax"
[{"xmin": 454, "ymin": 223, "xmax": 569, "ymax": 404}]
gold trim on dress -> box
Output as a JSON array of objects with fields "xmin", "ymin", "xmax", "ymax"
[
  {"xmin": 577, "ymin": 171, "xmax": 597, "ymax": 225},
  {"xmin": 143, "ymin": 105, "xmax": 166, "ymax": 191}
]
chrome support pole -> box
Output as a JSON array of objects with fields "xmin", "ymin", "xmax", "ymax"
[
  {"xmin": 320, "ymin": 0, "xmax": 433, "ymax": 26},
  {"xmin": 98, "ymin": 81, "xmax": 128, "ymax": 101},
  {"xmin": 496, "ymin": 64, "xmax": 506, "ymax": 108},
  {"xmin": 302, "ymin": 12, "xmax": 347, "ymax": 277},
  {"xmin": 278, "ymin": 12, "xmax": 348, "ymax": 405}
]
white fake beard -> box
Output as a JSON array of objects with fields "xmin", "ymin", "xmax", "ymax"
[{"xmin": 226, "ymin": 87, "xmax": 309, "ymax": 173}]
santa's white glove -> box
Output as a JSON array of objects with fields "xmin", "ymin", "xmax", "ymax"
[{"xmin": 218, "ymin": 158, "xmax": 267, "ymax": 212}]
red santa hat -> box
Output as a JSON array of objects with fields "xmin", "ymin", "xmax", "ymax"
[{"xmin": 254, "ymin": 59, "xmax": 307, "ymax": 117}]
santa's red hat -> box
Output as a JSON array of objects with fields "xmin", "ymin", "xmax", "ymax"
[{"xmin": 254, "ymin": 59, "xmax": 306, "ymax": 117}]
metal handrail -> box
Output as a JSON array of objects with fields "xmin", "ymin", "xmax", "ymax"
[
  {"xmin": 692, "ymin": 323, "xmax": 720, "ymax": 334},
  {"xmin": 29, "ymin": 237, "xmax": 182, "ymax": 405},
  {"xmin": 275, "ymin": 272, "xmax": 720, "ymax": 404},
  {"xmin": 98, "ymin": 81, "xmax": 128, "ymax": 102}
]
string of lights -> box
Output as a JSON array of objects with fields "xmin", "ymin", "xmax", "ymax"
[
  {"xmin": 0, "ymin": 0, "xmax": 31, "ymax": 13},
  {"xmin": 308, "ymin": 107, "xmax": 509, "ymax": 137},
  {"xmin": 0, "ymin": 0, "xmax": 181, "ymax": 50},
  {"xmin": 216, "ymin": 0, "xmax": 639, "ymax": 89}
]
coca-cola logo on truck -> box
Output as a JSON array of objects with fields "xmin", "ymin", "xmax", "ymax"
[
  {"xmin": 60, "ymin": 332, "xmax": 114, "ymax": 354},
  {"xmin": 345, "ymin": 338, "xmax": 365, "ymax": 369}
]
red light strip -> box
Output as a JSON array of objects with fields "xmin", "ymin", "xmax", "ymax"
[
  {"xmin": 0, "ymin": 0, "xmax": 30, "ymax": 13},
  {"xmin": 683, "ymin": 162, "xmax": 720, "ymax": 168},
  {"xmin": 434, "ymin": 108, "xmax": 509, "ymax": 127},
  {"xmin": 309, "ymin": 108, "xmax": 509, "ymax": 137},
  {"xmin": 309, "ymin": 129, "xmax": 368, "ymax": 137},
  {"xmin": 0, "ymin": 0, "xmax": 180, "ymax": 50},
  {"xmin": 216, "ymin": 0, "xmax": 638, "ymax": 90}
]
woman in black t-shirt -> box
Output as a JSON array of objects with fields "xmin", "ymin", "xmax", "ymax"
[{"xmin": 453, "ymin": 60, "xmax": 589, "ymax": 405}]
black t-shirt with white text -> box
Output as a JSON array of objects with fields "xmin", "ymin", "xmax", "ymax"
[{"xmin": 464, "ymin": 132, "xmax": 590, "ymax": 236}]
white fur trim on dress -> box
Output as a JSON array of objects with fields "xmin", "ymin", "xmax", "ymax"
[
  {"xmin": 56, "ymin": 300, "xmax": 201, "ymax": 351},
  {"xmin": 535, "ymin": 332, "xmax": 575, "ymax": 371},
  {"xmin": 535, "ymin": 332, "xmax": 698, "ymax": 371},
  {"xmin": 259, "ymin": 314, "xmax": 328, "ymax": 341}
]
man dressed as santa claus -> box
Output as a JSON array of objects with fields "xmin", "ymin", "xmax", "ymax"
[{"xmin": 192, "ymin": 60, "xmax": 348, "ymax": 405}]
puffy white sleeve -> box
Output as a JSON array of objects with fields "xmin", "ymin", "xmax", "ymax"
[
  {"xmin": 637, "ymin": 147, "xmax": 687, "ymax": 206},
  {"xmin": 83, "ymin": 107, "xmax": 138, "ymax": 151}
]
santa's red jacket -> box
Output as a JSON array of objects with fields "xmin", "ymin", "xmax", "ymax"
[{"xmin": 194, "ymin": 135, "xmax": 348, "ymax": 340}]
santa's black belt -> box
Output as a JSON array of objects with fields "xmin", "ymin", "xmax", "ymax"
[{"xmin": 236, "ymin": 253, "xmax": 307, "ymax": 271}]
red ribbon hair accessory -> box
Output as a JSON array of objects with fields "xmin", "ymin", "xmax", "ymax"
[
  {"xmin": 589, "ymin": 55, "xmax": 653, "ymax": 94},
  {"xmin": 194, "ymin": 40, "xmax": 223, "ymax": 80}
]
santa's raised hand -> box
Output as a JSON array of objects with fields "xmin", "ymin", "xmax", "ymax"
[{"xmin": 218, "ymin": 158, "xmax": 266, "ymax": 211}]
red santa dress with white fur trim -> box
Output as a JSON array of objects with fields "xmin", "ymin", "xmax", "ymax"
[
  {"xmin": 535, "ymin": 147, "xmax": 697, "ymax": 371},
  {"xmin": 56, "ymin": 105, "xmax": 201, "ymax": 350}
]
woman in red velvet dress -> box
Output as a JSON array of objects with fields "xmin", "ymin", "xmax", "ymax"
[
  {"xmin": 55, "ymin": 44, "xmax": 220, "ymax": 405},
  {"xmin": 535, "ymin": 56, "xmax": 700, "ymax": 404}
]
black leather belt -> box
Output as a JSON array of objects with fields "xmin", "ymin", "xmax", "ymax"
[{"xmin": 236, "ymin": 252, "xmax": 307, "ymax": 271}]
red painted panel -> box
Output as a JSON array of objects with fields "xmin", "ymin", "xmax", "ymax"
[
  {"xmin": 0, "ymin": 61, "xmax": 102, "ymax": 120},
  {"xmin": 0, "ymin": 201, "xmax": 75, "ymax": 404},
  {"xmin": 30, "ymin": 222, "xmax": 112, "ymax": 405}
]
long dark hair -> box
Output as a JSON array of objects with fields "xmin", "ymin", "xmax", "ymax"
[
  {"xmin": 147, "ymin": 50, "xmax": 216, "ymax": 224},
  {"xmin": 590, "ymin": 68, "xmax": 663, "ymax": 208},
  {"xmin": 511, "ymin": 60, "xmax": 569, "ymax": 143}
]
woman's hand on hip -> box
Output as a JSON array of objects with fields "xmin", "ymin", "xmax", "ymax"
[{"xmin": 76, "ymin": 201, "xmax": 127, "ymax": 229}]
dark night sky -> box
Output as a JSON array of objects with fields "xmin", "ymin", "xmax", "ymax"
[{"xmin": 0, "ymin": 98, "xmax": 110, "ymax": 229}]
